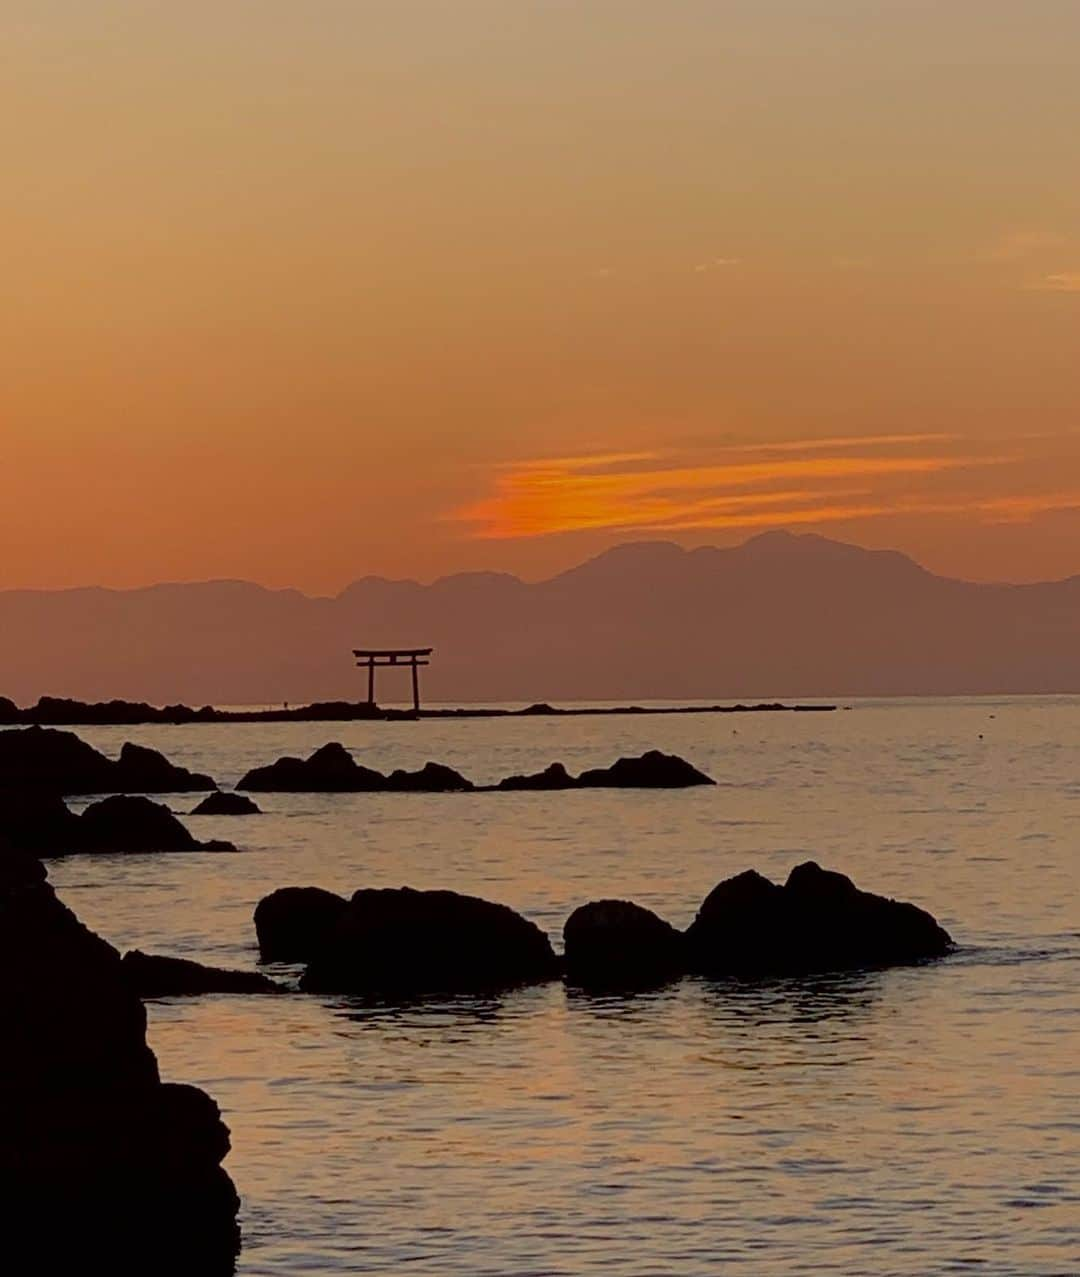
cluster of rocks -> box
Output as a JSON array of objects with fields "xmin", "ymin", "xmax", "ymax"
[
  {"xmin": 0, "ymin": 791, "xmax": 235, "ymax": 856},
  {"xmin": 237, "ymin": 743, "xmax": 715, "ymax": 792},
  {"xmin": 0, "ymin": 729, "xmax": 259, "ymax": 859},
  {"xmin": 253, "ymin": 865, "xmax": 953, "ymax": 996},
  {"xmin": 0, "ymin": 846, "xmax": 241, "ymax": 1272},
  {"xmin": 0, "ymin": 725, "xmax": 215, "ymax": 793}
]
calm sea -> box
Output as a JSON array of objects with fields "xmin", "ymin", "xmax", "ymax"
[{"xmin": 46, "ymin": 697, "xmax": 1080, "ymax": 1275}]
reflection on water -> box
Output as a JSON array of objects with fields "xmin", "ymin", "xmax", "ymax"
[{"xmin": 45, "ymin": 697, "xmax": 1080, "ymax": 1275}]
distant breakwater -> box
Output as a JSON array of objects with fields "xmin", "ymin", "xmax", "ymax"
[{"xmin": 0, "ymin": 695, "xmax": 837, "ymax": 727}]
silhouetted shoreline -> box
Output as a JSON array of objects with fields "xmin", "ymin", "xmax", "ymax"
[{"xmin": 0, "ymin": 695, "xmax": 837, "ymax": 727}]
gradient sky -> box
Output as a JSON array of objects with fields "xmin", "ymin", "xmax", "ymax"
[{"xmin": 4, "ymin": 1, "xmax": 1079, "ymax": 592}]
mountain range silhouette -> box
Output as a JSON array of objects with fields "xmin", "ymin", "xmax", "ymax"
[{"xmin": 2, "ymin": 532, "xmax": 1077, "ymax": 703}]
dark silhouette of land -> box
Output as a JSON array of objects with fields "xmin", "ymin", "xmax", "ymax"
[
  {"xmin": 1, "ymin": 531, "xmax": 1079, "ymax": 704},
  {"xmin": 0, "ymin": 695, "xmax": 834, "ymax": 725}
]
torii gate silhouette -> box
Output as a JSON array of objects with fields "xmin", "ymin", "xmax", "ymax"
[{"xmin": 353, "ymin": 647, "xmax": 433, "ymax": 715}]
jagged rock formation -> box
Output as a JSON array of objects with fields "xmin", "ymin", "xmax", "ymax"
[
  {"xmin": 685, "ymin": 861, "xmax": 953, "ymax": 976},
  {"xmin": 238, "ymin": 744, "xmax": 712, "ymax": 792},
  {"xmin": 0, "ymin": 848, "xmax": 240, "ymax": 1272},
  {"xmin": 0, "ymin": 726, "xmax": 216, "ymax": 794},
  {"xmin": 499, "ymin": 750, "xmax": 715, "ymax": 789},
  {"xmin": 0, "ymin": 791, "xmax": 234, "ymax": 856}
]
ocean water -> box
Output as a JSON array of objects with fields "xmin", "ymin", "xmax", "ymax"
[{"xmin": 45, "ymin": 697, "xmax": 1080, "ymax": 1276}]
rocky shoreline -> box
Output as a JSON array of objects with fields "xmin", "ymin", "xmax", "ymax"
[{"xmin": 0, "ymin": 694, "xmax": 837, "ymax": 726}]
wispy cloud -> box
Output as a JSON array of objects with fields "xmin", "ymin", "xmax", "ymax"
[
  {"xmin": 451, "ymin": 436, "xmax": 1014, "ymax": 541},
  {"xmin": 984, "ymin": 229, "xmax": 1067, "ymax": 263},
  {"xmin": 1033, "ymin": 272, "xmax": 1080, "ymax": 293},
  {"xmin": 693, "ymin": 257, "xmax": 741, "ymax": 273}
]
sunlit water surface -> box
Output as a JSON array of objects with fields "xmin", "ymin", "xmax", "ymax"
[{"xmin": 45, "ymin": 698, "xmax": 1080, "ymax": 1275}]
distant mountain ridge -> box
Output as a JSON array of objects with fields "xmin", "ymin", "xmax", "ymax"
[{"xmin": 1, "ymin": 532, "xmax": 1078, "ymax": 703}]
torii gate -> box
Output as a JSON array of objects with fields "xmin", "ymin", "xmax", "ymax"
[{"xmin": 353, "ymin": 647, "xmax": 433, "ymax": 714}]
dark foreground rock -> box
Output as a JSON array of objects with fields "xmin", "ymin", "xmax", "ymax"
[
  {"xmin": 0, "ymin": 792, "xmax": 234, "ymax": 856},
  {"xmin": 563, "ymin": 899, "xmax": 686, "ymax": 990},
  {"xmin": 299, "ymin": 887, "xmax": 560, "ymax": 995},
  {"xmin": 254, "ymin": 886, "xmax": 350, "ymax": 962},
  {"xmin": 0, "ymin": 725, "xmax": 217, "ymax": 794},
  {"xmin": 0, "ymin": 850, "xmax": 240, "ymax": 1273},
  {"xmin": 193, "ymin": 792, "xmax": 262, "ymax": 816},
  {"xmin": 122, "ymin": 950, "xmax": 281, "ymax": 997},
  {"xmin": 685, "ymin": 861, "xmax": 953, "ymax": 976},
  {"xmin": 497, "ymin": 750, "xmax": 715, "ymax": 790}
]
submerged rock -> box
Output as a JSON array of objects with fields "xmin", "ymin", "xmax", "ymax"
[
  {"xmin": 192, "ymin": 792, "xmax": 262, "ymax": 816},
  {"xmin": 0, "ymin": 726, "xmax": 216, "ymax": 795},
  {"xmin": 237, "ymin": 742, "xmax": 386, "ymax": 792},
  {"xmin": 0, "ymin": 855, "xmax": 240, "ymax": 1272},
  {"xmin": 253, "ymin": 886, "xmax": 350, "ymax": 963},
  {"xmin": 563, "ymin": 899, "xmax": 686, "ymax": 990},
  {"xmin": 576, "ymin": 750, "xmax": 714, "ymax": 788},
  {"xmin": 121, "ymin": 950, "xmax": 281, "ymax": 997},
  {"xmin": 685, "ymin": 861, "xmax": 953, "ymax": 976},
  {"xmin": 299, "ymin": 887, "xmax": 560, "ymax": 996}
]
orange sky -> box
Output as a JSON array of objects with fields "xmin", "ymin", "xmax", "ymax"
[{"xmin": 3, "ymin": 2, "xmax": 1079, "ymax": 592}]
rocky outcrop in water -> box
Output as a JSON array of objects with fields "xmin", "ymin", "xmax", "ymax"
[
  {"xmin": 239, "ymin": 744, "xmax": 713, "ymax": 793},
  {"xmin": 563, "ymin": 899, "xmax": 686, "ymax": 990},
  {"xmin": 0, "ymin": 726, "xmax": 217, "ymax": 794},
  {"xmin": 685, "ymin": 861, "xmax": 953, "ymax": 976},
  {"xmin": 192, "ymin": 792, "xmax": 262, "ymax": 816},
  {"xmin": 498, "ymin": 751, "xmax": 714, "ymax": 790},
  {"xmin": 0, "ymin": 791, "xmax": 234, "ymax": 856},
  {"xmin": 254, "ymin": 886, "xmax": 350, "ymax": 962},
  {"xmin": 299, "ymin": 887, "xmax": 561, "ymax": 995},
  {"xmin": 238, "ymin": 742, "xmax": 386, "ymax": 792},
  {"xmin": 0, "ymin": 849, "xmax": 240, "ymax": 1273},
  {"xmin": 121, "ymin": 950, "xmax": 281, "ymax": 997},
  {"xmin": 238, "ymin": 743, "xmax": 475, "ymax": 793}
]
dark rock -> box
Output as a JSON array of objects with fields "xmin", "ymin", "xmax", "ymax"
[
  {"xmin": 0, "ymin": 695, "xmax": 19, "ymax": 723},
  {"xmin": 121, "ymin": 950, "xmax": 282, "ymax": 997},
  {"xmin": 300, "ymin": 886, "xmax": 560, "ymax": 995},
  {"xmin": 0, "ymin": 791, "xmax": 233, "ymax": 856},
  {"xmin": 496, "ymin": 762, "xmax": 577, "ymax": 791},
  {"xmin": 113, "ymin": 741, "xmax": 217, "ymax": 792},
  {"xmin": 237, "ymin": 741, "xmax": 385, "ymax": 792},
  {"xmin": 77, "ymin": 796, "xmax": 235, "ymax": 853},
  {"xmin": 192, "ymin": 792, "xmax": 262, "ymax": 816},
  {"xmin": 564, "ymin": 899, "xmax": 686, "ymax": 989},
  {"xmin": 576, "ymin": 749, "xmax": 715, "ymax": 788},
  {"xmin": 0, "ymin": 788, "xmax": 85, "ymax": 854},
  {"xmin": 0, "ymin": 725, "xmax": 216, "ymax": 794},
  {"xmin": 254, "ymin": 886, "xmax": 350, "ymax": 962},
  {"xmin": 386, "ymin": 762, "xmax": 474, "ymax": 792},
  {"xmin": 0, "ymin": 856, "xmax": 240, "ymax": 1272},
  {"xmin": 685, "ymin": 861, "xmax": 953, "ymax": 977}
]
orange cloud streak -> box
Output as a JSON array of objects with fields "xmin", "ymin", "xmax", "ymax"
[{"xmin": 454, "ymin": 446, "xmax": 1006, "ymax": 540}]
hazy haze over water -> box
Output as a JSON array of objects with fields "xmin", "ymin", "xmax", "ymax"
[{"xmin": 45, "ymin": 697, "xmax": 1080, "ymax": 1275}]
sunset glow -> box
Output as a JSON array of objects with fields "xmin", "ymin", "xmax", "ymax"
[{"xmin": 3, "ymin": 3, "xmax": 1079, "ymax": 590}]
